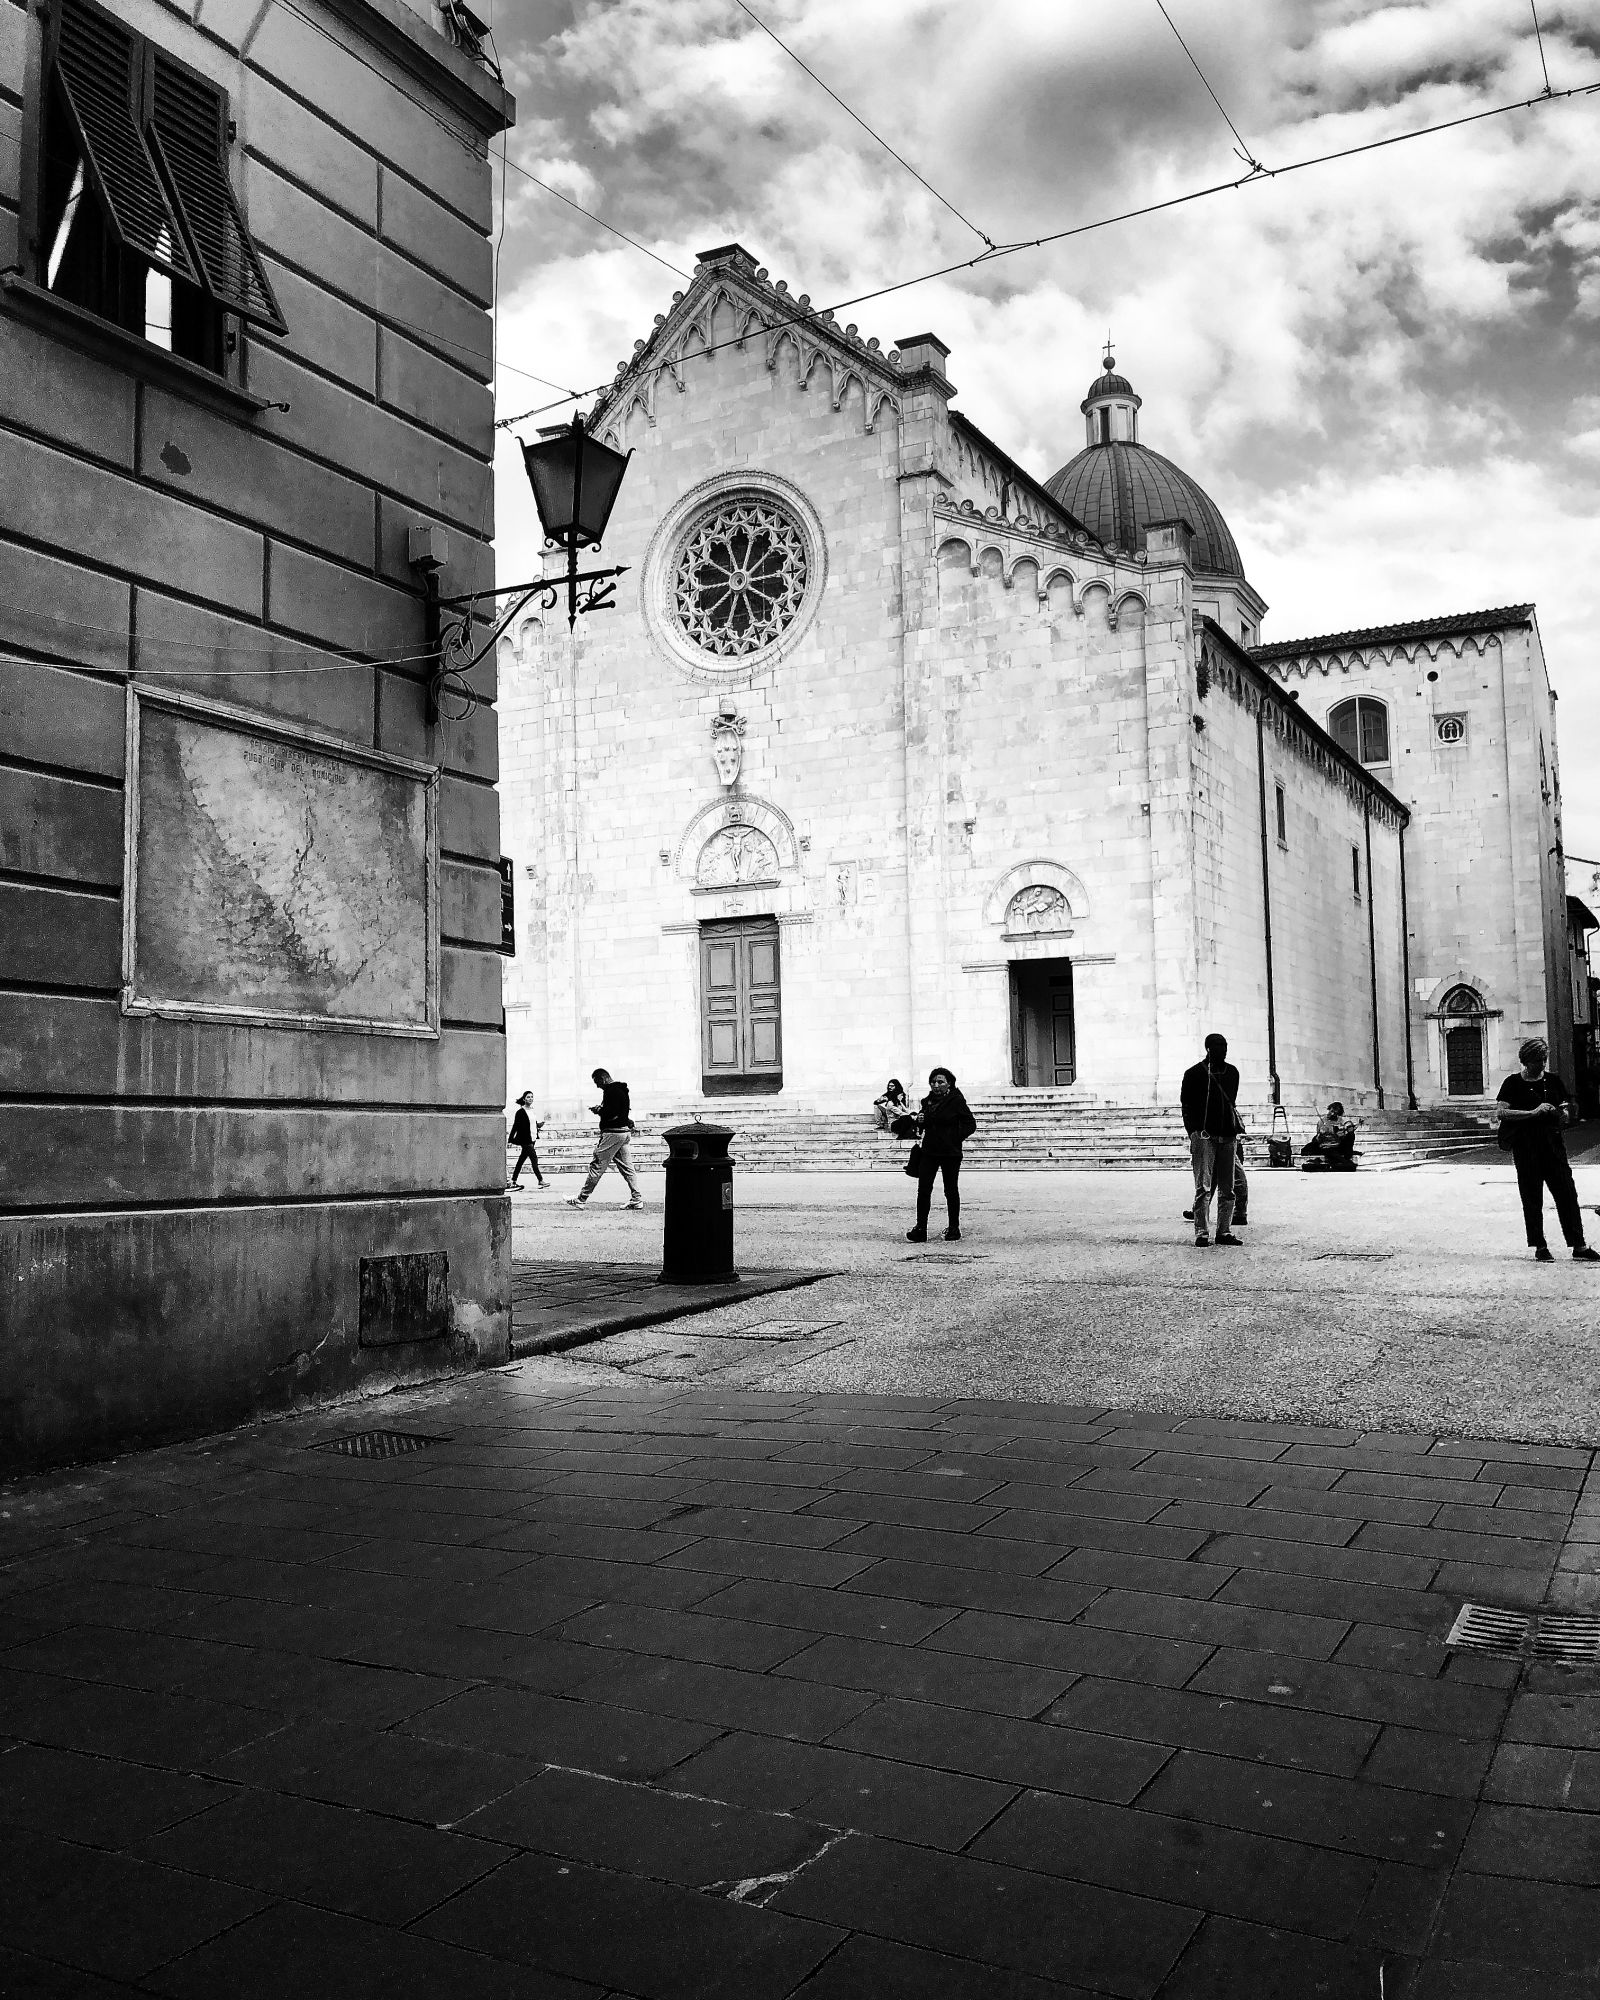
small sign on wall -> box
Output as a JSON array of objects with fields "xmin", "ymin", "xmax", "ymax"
[{"xmin": 500, "ymin": 856, "xmax": 516, "ymax": 955}]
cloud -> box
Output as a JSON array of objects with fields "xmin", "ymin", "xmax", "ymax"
[{"xmin": 487, "ymin": 0, "xmax": 1600, "ymax": 852}]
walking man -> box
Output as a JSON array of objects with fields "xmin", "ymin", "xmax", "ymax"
[
  {"xmin": 507, "ymin": 1092, "xmax": 547, "ymax": 1190},
  {"xmin": 1181, "ymin": 1033, "xmax": 1243, "ymax": 1246},
  {"xmin": 1496, "ymin": 1038, "xmax": 1598, "ymax": 1263},
  {"xmin": 569, "ymin": 1068, "xmax": 644, "ymax": 1211}
]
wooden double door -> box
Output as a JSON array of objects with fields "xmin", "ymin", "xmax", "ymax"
[{"xmin": 700, "ymin": 918, "xmax": 782, "ymax": 1094}]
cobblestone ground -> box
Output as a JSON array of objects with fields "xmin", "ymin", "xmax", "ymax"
[
  {"xmin": 514, "ymin": 1156, "xmax": 1600, "ymax": 1443},
  {"xmin": 2, "ymin": 1161, "xmax": 1598, "ymax": 1997}
]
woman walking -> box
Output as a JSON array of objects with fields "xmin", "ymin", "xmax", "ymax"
[
  {"xmin": 508, "ymin": 1092, "xmax": 547, "ymax": 1191},
  {"xmin": 907, "ymin": 1067, "xmax": 977, "ymax": 1242}
]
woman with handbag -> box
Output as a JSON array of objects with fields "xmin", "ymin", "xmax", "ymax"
[{"xmin": 905, "ymin": 1067, "xmax": 978, "ymax": 1242}]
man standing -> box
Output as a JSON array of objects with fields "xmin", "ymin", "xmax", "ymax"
[
  {"xmin": 1181, "ymin": 1033, "xmax": 1243, "ymax": 1247},
  {"xmin": 568, "ymin": 1068, "xmax": 645, "ymax": 1211},
  {"xmin": 1496, "ymin": 1038, "xmax": 1598, "ymax": 1263}
]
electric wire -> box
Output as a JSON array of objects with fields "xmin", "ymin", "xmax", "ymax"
[
  {"xmin": 495, "ymin": 73, "xmax": 1600, "ymax": 433},
  {"xmin": 1154, "ymin": 0, "xmax": 1269, "ymax": 173},
  {"xmin": 732, "ymin": 0, "xmax": 995, "ymax": 249}
]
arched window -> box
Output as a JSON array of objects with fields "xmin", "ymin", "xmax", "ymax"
[
  {"xmin": 1328, "ymin": 695, "xmax": 1390, "ymax": 766},
  {"xmin": 1441, "ymin": 984, "xmax": 1487, "ymax": 1097}
]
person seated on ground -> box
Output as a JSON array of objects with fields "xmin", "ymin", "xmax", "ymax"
[
  {"xmin": 875, "ymin": 1078, "xmax": 911, "ymax": 1132},
  {"xmin": 1301, "ymin": 1102, "xmax": 1357, "ymax": 1171}
]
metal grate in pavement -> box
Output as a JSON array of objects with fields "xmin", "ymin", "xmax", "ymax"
[
  {"xmin": 311, "ymin": 1430, "xmax": 450, "ymax": 1459},
  {"xmin": 1447, "ymin": 1602, "xmax": 1600, "ymax": 1664},
  {"xmin": 1535, "ymin": 1614, "xmax": 1600, "ymax": 1666}
]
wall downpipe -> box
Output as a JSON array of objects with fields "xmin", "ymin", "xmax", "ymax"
[
  {"xmin": 1398, "ymin": 815, "xmax": 1418, "ymax": 1110},
  {"xmin": 1254, "ymin": 703, "xmax": 1280, "ymax": 1105},
  {"xmin": 1363, "ymin": 795, "xmax": 1384, "ymax": 1107}
]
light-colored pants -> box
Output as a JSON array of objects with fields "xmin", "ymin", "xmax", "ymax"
[
  {"xmin": 578, "ymin": 1131, "xmax": 641, "ymax": 1202},
  {"xmin": 1189, "ymin": 1131, "xmax": 1236, "ymax": 1237}
]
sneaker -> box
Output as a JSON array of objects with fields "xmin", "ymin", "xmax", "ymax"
[
  {"xmin": 1574, "ymin": 1246, "xmax": 1600, "ymax": 1263},
  {"xmin": 1194, "ymin": 1233, "xmax": 1210, "ymax": 1247},
  {"xmin": 535, "ymin": 1183, "xmax": 551, "ymax": 1192},
  {"xmin": 1215, "ymin": 1233, "xmax": 1244, "ymax": 1247},
  {"xmin": 1233, "ymin": 1214, "xmax": 1248, "ymax": 1226},
  {"xmin": 944, "ymin": 1227, "xmax": 961, "ymax": 1241},
  {"xmin": 1534, "ymin": 1245, "xmax": 1555, "ymax": 1262},
  {"xmin": 567, "ymin": 1198, "xmax": 587, "ymax": 1209},
  {"xmin": 626, "ymin": 1201, "xmax": 646, "ymax": 1212},
  {"xmin": 1182, "ymin": 1209, "xmax": 1194, "ymax": 1221},
  {"xmin": 906, "ymin": 1228, "xmax": 927, "ymax": 1243}
]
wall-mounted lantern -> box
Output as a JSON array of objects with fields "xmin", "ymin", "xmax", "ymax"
[{"xmin": 412, "ymin": 414, "xmax": 633, "ymax": 723}]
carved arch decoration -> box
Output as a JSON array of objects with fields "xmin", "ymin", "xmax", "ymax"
[
  {"xmin": 983, "ymin": 860, "xmax": 1089, "ymax": 929},
  {"xmin": 674, "ymin": 794, "xmax": 801, "ymax": 885},
  {"xmin": 1419, "ymin": 971, "xmax": 1504, "ymax": 1020}
]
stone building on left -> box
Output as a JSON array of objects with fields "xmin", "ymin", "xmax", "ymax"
[{"xmin": 0, "ymin": 0, "xmax": 514, "ymax": 1469}]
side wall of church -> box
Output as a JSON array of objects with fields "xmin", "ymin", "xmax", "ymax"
[
  {"xmin": 1191, "ymin": 657, "xmax": 1410, "ymax": 1112},
  {"xmin": 1278, "ymin": 619, "xmax": 1571, "ymax": 1105}
]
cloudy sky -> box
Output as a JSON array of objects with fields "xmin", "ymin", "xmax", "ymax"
[{"xmin": 485, "ymin": 0, "xmax": 1600, "ymax": 868}]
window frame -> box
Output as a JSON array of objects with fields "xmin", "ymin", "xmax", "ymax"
[
  {"xmin": 1351, "ymin": 844, "xmax": 1361, "ymax": 901},
  {"xmin": 11, "ymin": 0, "xmax": 284, "ymax": 397},
  {"xmin": 1274, "ymin": 781, "xmax": 1287, "ymax": 847},
  {"xmin": 1328, "ymin": 694, "xmax": 1390, "ymax": 768}
]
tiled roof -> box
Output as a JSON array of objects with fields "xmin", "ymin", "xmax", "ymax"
[{"xmin": 1251, "ymin": 605, "xmax": 1534, "ymax": 663}]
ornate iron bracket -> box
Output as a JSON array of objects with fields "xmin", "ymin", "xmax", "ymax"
[{"xmin": 422, "ymin": 556, "xmax": 629, "ymax": 724}]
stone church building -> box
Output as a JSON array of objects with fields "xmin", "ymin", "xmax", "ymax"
[{"xmin": 499, "ymin": 243, "xmax": 1571, "ymax": 1122}]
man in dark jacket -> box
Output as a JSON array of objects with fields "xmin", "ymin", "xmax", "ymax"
[
  {"xmin": 1181, "ymin": 1034, "xmax": 1242, "ymax": 1246},
  {"xmin": 569, "ymin": 1068, "xmax": 644, "ymax": 1210},
  {"xmin": 907, "ymin": 1067, "xmax": 977, "ymax": 1242}
]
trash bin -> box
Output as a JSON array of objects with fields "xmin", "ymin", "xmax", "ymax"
[
  {"xmin": 658, "ymin": 1122, "xmax": 739, "ymax": 1286},
  {"xmin": 1266, "ymin": 1104, "xmax": 1293, "ymax": 1168}
]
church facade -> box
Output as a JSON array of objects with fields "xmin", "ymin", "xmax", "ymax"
[{"xmin": 499, "ymin": 243, "xmax": 1571, "ymax": 1120}]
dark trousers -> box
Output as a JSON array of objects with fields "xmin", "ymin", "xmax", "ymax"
[
  {"xmin": 510, "ymin": 1144, "xmax": 542, "ymax": 1185},
  {"xmin": 1515, "ymin": 1147, "xmax": 1584, "ymax": 1248},
  {"xmin": 916, "ymin": 1156, "xmax": 961, "ymax": 1230}
]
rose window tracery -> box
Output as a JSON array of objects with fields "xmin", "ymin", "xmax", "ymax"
[{"xmin": 673, "ymin": 498, "xmax": 809, "ymax": 657}]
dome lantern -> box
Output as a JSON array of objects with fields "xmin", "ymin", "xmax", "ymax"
[{"xmin": 1081, "ymin": 344, "xmax": 1141, "ymax": 447}]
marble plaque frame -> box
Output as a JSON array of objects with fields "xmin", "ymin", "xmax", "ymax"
[{"xmin": 121, "ymin": 684, "xmax": 440, "ymax": 1037}]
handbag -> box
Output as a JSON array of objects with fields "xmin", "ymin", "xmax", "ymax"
[{"xmin": 903, "ymin": 1143, "xmax": 923, "ymax": 1177}]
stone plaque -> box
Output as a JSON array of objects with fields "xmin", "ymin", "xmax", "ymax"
[{"xmin": 122, "ymin": 687, "xmax": 439, "ymax": 1035}]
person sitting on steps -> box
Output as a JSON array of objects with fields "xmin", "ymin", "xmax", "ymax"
[
  {"xmin": 875, "ymin": 1078, "xmax": 912, "ymax": 1133},
  {"xmin": 1301, "ymin": 1102, "xmax": 1358, "ymax": 1171}
]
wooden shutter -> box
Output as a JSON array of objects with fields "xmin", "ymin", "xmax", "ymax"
[
  {"xmin": 51, "ymin": 0, "xmax": 198, "ymax": 285},
  {"xmin": 148, "ymin": 45, "xmax": 287, "ymax": 333}
]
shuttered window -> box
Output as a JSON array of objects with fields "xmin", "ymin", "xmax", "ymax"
[{"xmin": 40, "ymin": 0, "xmax": 286, "ymax": 359}]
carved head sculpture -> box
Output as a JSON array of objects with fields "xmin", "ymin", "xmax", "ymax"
[{"xmin": 710, "ymin": 705, "xmax": 745, "ymax": 788}]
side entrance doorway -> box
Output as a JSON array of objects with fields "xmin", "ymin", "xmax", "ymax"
[
  {"xmin": 1010, "ymin": 958, "xmax": 1076, "ymax": 1087},
  {"xmin": 700, "ymin": 917, "xmax": 783, "ymax": 1094}
]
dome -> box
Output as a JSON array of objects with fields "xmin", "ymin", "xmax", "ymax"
[
  {"xmin": 1081, "ymin": 368, "xmax": 1135, "ymax": 407},
  {"xmin": 1047, "ymin": 354, "xmax": 1244, "ymax": 581},
  {"xmin": 1045, "ymin": 443, "xmax": 1244, "ymax": 580}
]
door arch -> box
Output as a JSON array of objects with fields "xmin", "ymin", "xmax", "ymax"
[{"xmin": 1440, "ymin": 984, "xmax": 1487, "ymax": 1096}]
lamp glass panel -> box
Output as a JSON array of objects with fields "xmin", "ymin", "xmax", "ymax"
[
  {"xmin": 521, "ymin": 435, "xmax": 578, "ymax": 541},
  {"xmin": 574, "ymin": 432, "xmax": 631, "ymax": 541}
]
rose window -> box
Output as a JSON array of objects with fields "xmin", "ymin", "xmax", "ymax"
[{"xmin": 673, "ymin": 499, "xmax": 809, "ymax": 657}]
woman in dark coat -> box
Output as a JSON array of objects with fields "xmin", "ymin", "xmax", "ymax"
[{"xmin": 907, "ymin": 1067, "xmax": 977, "ymax": 1242}]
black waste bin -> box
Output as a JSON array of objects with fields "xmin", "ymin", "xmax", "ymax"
[{"xmin": 659, "ymin": 1122, "xmax": 739, "ymax": 1286}]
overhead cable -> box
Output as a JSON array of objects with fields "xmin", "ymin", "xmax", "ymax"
[
  {"xmin": 1529, "ymin": 2, "xmax": 1553, "ymax": 94},
  {"xmin": 733, "ymin": 0, "xmax": 995, "ymax": 249},
  {"xmin": 496, "ymin": 74, "xmax": 1600, "ymax": 432},
  {"xmin": 1154, "ymin": 0, "xmax": 1271, "ymax": 174}
]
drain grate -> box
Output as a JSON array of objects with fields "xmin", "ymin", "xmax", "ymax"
[
  {"xmin": 311, "ymin": 1430, "xmax": 449, "ymax": 1459},
  {"xmin": 1447, "ymin": 1602, "xmax": 1600, "ymax": 1664}
]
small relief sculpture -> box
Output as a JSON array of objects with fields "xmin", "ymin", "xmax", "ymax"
[
  {"xmin": 1007, "ymin": 885, "xmax": 1070, "ymax": 932},
  {"xmin": 697, "ymin": 825, "xmax": 779, "ymax": 888},
  {"xmin": 710, "ymin": 705, "xmax": 745, "ymax": 789}
]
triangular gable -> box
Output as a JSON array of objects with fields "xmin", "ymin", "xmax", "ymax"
[{"xmin": 590, "ymin": 243, "xmax": 905, "ymax": 443}]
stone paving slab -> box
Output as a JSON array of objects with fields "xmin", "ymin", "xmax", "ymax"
[
  {"xmin": 512, "ymin": 1258, "xmax": 834, "ymax": 1356},
  {"xmin": 2, "ymin": 1367, "xmax": 1598, "ymax": 1997}
]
